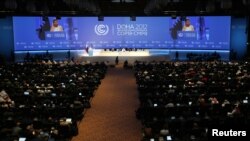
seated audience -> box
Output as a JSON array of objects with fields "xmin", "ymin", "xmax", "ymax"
[
  {"xmin": 134, "ymin": 61, "xmax": 250, "ymax": 140},
  {"xmin": 0, "ymin": 61, "xmax": 107, "ymax": 140}
]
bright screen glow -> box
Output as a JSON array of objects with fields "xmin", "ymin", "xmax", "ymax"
[{"xmin": 13, "ymin": 16, "xmax": 231, "ymax": 51}]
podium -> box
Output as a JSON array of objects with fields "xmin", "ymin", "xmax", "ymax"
[
  {"xmin": 45, "ymin": 31, "xmax": 66, "ymax": 40},
  {"xmin": 177, "ymin": 31, "xmax": 197, "ymax": 40}
]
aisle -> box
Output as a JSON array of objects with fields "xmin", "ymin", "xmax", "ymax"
[{"xmin": 72, "ymin": 65, "xmax": 141, "ymax": 141}]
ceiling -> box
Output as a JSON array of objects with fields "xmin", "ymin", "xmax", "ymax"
[{"xmin": 0, "ymin": 0, "xmax": 249, "ymax": 16}]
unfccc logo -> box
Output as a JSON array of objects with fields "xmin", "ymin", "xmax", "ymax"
[
  {"xmin": 178, "ymin": 32, "xmax": 184, "ymax": 37},
  {"xmin": 94, "ymin": 24, "xmax": 109, "ymax": 35}
]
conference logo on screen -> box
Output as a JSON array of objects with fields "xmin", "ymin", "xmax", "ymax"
[
  {"xmin": 178, "ymin": 32, "xmax": 184, "ymax": 37},
  {"xmin": 94, "ymin": 24, "xmax": 109, "ymax": 35}
]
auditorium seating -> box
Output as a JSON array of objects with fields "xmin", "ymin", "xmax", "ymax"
[
  {"xmin": 134, "ymin": 61, "xmax": 250, "ymax": 141},
  {"xmin": 0, "ymin": 61, "xmax": 107, "ymax": 141}
]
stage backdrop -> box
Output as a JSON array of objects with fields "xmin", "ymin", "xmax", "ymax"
[
  {"xmin": 13, "ymin": 16, "xmax": 231, "ymax": 51},
  {"xmin": 230, "ymin": 17, "xmax": 248, "ymax": 59},
  {"xmin": 0, "ymin": 17, "xmax": 14, "ymax": 62},
  {"xmin": 1, "ymin": 16, "xmax": 248, "ymax": 61}
]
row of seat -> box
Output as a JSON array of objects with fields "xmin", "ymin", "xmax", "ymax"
[
  {"xmin": 134, "ymin": 61, "xmax": 250, "ymax": 141},
  {"xmin": 0, "ymin": 62, "xmax": 107, "ymax": 141}
]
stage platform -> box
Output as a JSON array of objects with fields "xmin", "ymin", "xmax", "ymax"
[
  {"xmin": 14, "ymin": 49, "xmax": 229, "ymax": 63},
  {"xmin": 77, "ymin": 49, "xmax": 170, "ymax": 63}
]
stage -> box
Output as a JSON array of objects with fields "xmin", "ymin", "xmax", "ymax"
[
  {"xmin": 77, "ymin": 49, "xmax": 170, "ymax": 63},
  {"xmin": 14, "ymin": 49, "xmax": 229, "ymax": 63}
]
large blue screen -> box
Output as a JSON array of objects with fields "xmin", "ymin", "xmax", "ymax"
[{"xmin": 13, "ymin": 16, "xmax": 231, "ymax": 51}]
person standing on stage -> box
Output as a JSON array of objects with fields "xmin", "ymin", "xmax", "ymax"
[{"xmin": 115, "ymin": 56, "xmax": 119, "ymax": 65}]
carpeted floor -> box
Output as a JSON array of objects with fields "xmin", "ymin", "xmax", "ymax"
[{"xmin": 72, "ymin": 65, "xmax": 141, "ymax": 141}]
